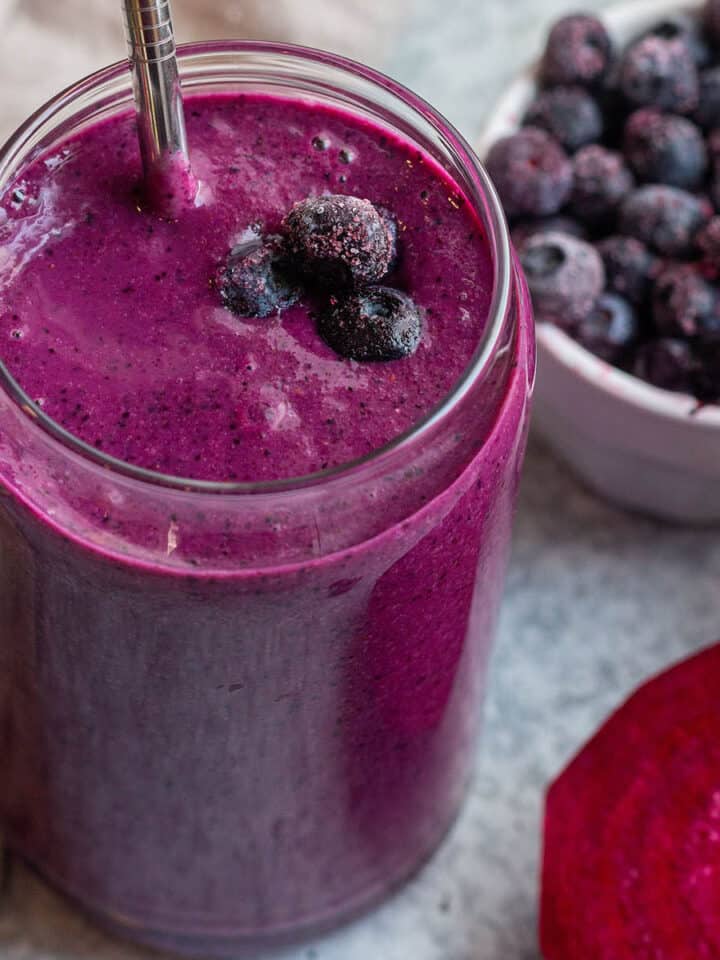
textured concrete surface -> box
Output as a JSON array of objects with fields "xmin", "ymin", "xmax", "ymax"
[{"xmin": 3, "ymin": 1, "xmax": 719, "ymax": 958}]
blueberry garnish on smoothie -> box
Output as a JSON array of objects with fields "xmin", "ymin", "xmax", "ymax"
[
  {"xmin": 283, "ymin": 194, "xmax": 397, "ymax": 286},
  {"xmin": 219, "ymin": 234, "xmax": 301, "ymax": 318},
  {"xmin": 318, "ymin": 286, "xmax": 422, "ymax": 361},
  {"xmin": 218, "ymin": 192, "xmax": 422, "ymax": 362}
]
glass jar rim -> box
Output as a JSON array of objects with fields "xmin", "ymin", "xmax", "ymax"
[{"xmin": 0, "ymin": 39, "xmax": 512, "ymax": 497}]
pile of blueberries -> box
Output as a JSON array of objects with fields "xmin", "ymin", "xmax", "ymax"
[
  {"xmin": 486, "ymin": 1, "xmax": 720, "ymax": 402},
  {"xmin": 218, "ymin": 194, "xmax": 422, "ymax": 362}
]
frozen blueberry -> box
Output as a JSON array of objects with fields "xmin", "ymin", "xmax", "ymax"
[
  {"xmin": 633, "ymin": 337, "xmax": 696, "ymax": 393},
  {"xmin": 219, "ymin": 235, "xmax": 301, "ymax": 319},
  {"xmin": 623, "ymin": 109, "xmax": 707, "ymax": 189},
  {"xmin": 283, "ymin": 195, "xmax": 395, "ymax": 286},
  {"xmin": 574, "ymin": 292, "xmax": 639, "ymax": 363},
  {"xmin": 640, "ymin": 13, "xmax": 711, "ymax": 68},
  {"xmin": 705, "ymin": 0, "xmax": 720, "ymax": 46},
  {"xmin": 519, "ymin": 232, "xmax": 605, "ymax": 329},
  {"xmin": 696, "ymin": 215, "xmax": 720, "ymax": 274},
  {"xmin": 694, "ymin": 67, "xmax": 720, "ymax": 128},
  {"xmin": 540, "ymin": 15, "xmax": 613, "ymax": 88},
  {"xmin": 523, "ymin": 86, "xmax": 603, "ymax": 152},
  {"xmin": 569, "ymin": 145, "xmax": 634, "ymax": 223},
  {"xmin": 511, "ymin": 215, "xmax": 587, "ymax": 252},
  {"xmin": 652, "ymin": 263, "xmax": 718, "ymax": 337},
  {"xmin": 618, "ymin": 36, "xmax": 699, "ymax": 113},
  {"xmin": 596, "ymin": 235, "xmax": 658, "ymax": 305},
  {"xmin": 318, "ymin": 286, "xmax": 422, "ymax": 361},
  {"xmin": 485, "ymin": 127, "xmax": 572, "ymax": 218},
  {"xmin": 618, "ymin": 185, "xmax": 711, "ymax": 257}
]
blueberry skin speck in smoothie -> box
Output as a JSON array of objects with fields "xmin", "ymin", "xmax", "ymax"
[{"xmin": 0, "ymin": 68, "xmax": 534, "ymax": 957}]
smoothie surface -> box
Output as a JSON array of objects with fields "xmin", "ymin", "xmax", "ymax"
[{"xmin": 0, "ymin": 93, "xmax": 492, "ymax": 482}]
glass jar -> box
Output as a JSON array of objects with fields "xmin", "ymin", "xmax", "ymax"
[{"xmin": 0, "ymin": 41, "xmax": 534, "ymax": 956}]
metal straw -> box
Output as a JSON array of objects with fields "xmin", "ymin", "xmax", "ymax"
[{"xmin": 122, "ymin": 0, "xmax": 196, "ymax": 214}]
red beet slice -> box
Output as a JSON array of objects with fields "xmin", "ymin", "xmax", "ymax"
[{"xmin": 541, "ymin": 643, "xmax": 720, "ymax": 960}]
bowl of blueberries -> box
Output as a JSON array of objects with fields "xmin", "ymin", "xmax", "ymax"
[{"xmin": 480, "ymin": 0, "xmax": 720, "ymax": 523}]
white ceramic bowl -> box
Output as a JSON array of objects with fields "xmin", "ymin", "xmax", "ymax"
[{"xmin": 478, "ymin": 0, "xmax": 720, "ymax": 523}]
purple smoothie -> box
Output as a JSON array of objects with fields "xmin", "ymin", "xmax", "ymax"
[{"xmin": 0, "ymin": 59, "xmax": 534, "ymax": 956}]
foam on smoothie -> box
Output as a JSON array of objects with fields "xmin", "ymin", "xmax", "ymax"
[{"xmin": 0, "ymin": 93, "xmax": 492, "ymax": 482}]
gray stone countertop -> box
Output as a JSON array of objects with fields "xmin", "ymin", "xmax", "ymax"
[{"xmin": 3, "ymin": 1, "xmax": 720, "ymax": 958}]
